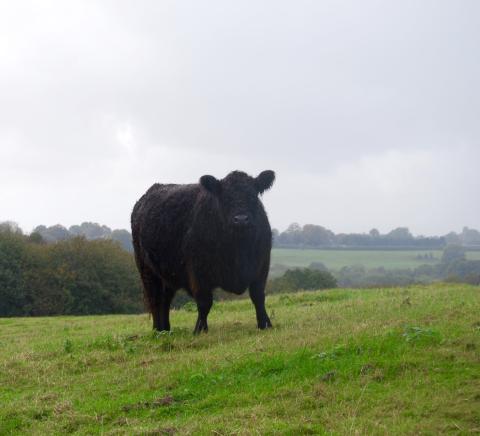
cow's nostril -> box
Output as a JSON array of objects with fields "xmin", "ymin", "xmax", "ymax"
[{"xmin": 234, "ymin": 214, "xmax": 249, "ymax": 225}]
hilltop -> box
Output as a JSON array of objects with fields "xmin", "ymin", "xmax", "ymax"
[{"xmin": 1, "ymin": 284, "xmax": 479, "ymax": 434}]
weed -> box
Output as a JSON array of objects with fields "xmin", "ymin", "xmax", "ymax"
[
  {"xmin": 63, "ymin": 339, "xmax": 73, "ymax": 354},
  {"xmin": 182, "ymin": 301, "xmax": 197, "ymax": 312},
  {"xmin": 402, "ymin": 325, "xmax": 442, "ymax": 345}
]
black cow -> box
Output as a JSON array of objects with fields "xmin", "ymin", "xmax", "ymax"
[{"xmin": 131, "ymin": 170, "xmax": 275, "ymax": 334}]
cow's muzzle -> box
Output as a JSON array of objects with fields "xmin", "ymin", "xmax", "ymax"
[{"xmin": 233, "ymin": 214, "xmax": 250, "ymax": 227}]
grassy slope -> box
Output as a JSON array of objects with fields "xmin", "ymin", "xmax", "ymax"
[
  {"xmin": 271, "ymin": 248, "xmax": 480, "ymax": 270},
  {"xmin": 1, "ymin": 284, "xmax": 479, "ymax": 435}
]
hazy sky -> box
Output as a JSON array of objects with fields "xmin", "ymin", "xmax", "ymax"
[{"xmin": 1, "ymin": 0, "xmax": 479, "ymax": 235}]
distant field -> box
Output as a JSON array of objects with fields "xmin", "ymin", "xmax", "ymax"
[
  {"xmin": 271, "ymin": 248, "xmax": 480, "ymax": 271},
  {"xmin": 1, "ymin": 284, "xmax": 479, "ymax": 434}
]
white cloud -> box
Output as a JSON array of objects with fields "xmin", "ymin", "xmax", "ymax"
[
  {"xmin": 0, "ymin": 1, "xmax": 479, "ymax": 235},
  {"xmin": 266, "ymin": 145, "xmax": 479, "ymax": 234}
]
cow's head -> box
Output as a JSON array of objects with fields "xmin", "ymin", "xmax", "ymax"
[{"xmin": 200, "ymin": 170, "xmax": 275, "ymax": 229}]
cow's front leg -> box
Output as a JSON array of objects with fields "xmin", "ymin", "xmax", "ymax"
[{"xmin": 249, "ymin": 280, "xmax": 272, "ymax": 329}]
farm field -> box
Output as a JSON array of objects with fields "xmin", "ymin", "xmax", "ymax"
[
  {"xmin": 1, "ymin": 284, "xmax": 479, "ymax": 434},
  {"xmin": 271, "ymin": 248, "xmax": 480, "ymax": 271}
]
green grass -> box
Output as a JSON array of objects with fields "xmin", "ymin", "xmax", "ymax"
[
  {"xmin": 1, "ymin": 284, "xmax": 479, "ymax": 434},
  {"xmin": 271, "ymin": 248, "xmax": 480, "ymax": 271}
]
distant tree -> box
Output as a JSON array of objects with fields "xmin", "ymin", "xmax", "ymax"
[
  {"xmin": 269, "ymin": 263, "xmax": 289, "ymax": 277},
  {"xmin": 28, "ymin": 232, "xmax": 45, "ymax": 244},
  {"xmin": 337, "ymin": 233, "xmax": 372, "ymax": 247},
  {"xmin": 414, "ymin": 264, "xmax": 435, "ymax": 279},
  {"xmin": 336, "ymin": 265, "xmax": 367, "ymax": 287},
  {"xmin": 443, "ymin": 258, "xmax": 480, "ymax": 285},
  {"xmin": 69, "ymin": 222, "xmax": 112, "ymax": 240},
  {"xmin": 386, "ymin": 227, "xmax": 413, "ymax": 240},
  {"xmin": 461, "ymin": 227, "xmax": 480, "ymax": 246},
  {"xmin": 277, "ymin": 222, "xmax": 303, "ymax": 246},
  {"xmin": 267, "ymin": 268, "xmax": 337, "ymax": 294},
  {"xmin": 444, "ymin": 232, "xmax": 461, "ymax": 245},
  {"xmin": 274, "ymin": 223, "xmax": 449, "ymax": 249},
  {"xmin": 111, "ymin": 229, "xmax": 133, "ymax": 252},
  {"xmin": 0, "ymin": 221, "xmax": 23, "ymax": 234},
  {"xmin": 34, "ymin": 224, "xmax": 71, "ymax": 242},
  {"xmin": 271, "ymin": 228, "xmax": 279, "ymax": 244},
  {"xmin": 441, "ymin": 245, "xmax": 466, "ymax": 264},
  {"xmin": 308, "ymin": 261, "xmax": 328, "ymax": 271},
  {"xmin": 302, "ymin": 224, "xmax": 335, "ymax": 246}
]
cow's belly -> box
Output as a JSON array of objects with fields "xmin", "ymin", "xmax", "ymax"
[
  {"xmin": 188, "ymin": 251, "xmax": 262, "ymax": 295},
  {"xmin": 221, "ymin": 282, "xmax": 249, "ymax": 295},
  {"xmin": 220, "ymin": 271, "xmax": 255, "ymax": 295}
]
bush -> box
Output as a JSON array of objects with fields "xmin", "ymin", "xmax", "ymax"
[
  {"xmin": 267, "ymin": 268, "xmax": 337, "ymax": 294},
  {"xmin": 441, "ymin": 245, "xmax": 466, "ymax": 264},
  {"xmin": 0, "ymin": 230, "xmax": 142, "ymax": 317},
  {"xmin": 0, "ymin": 230, "xmax": 30, "ymax": 316}
]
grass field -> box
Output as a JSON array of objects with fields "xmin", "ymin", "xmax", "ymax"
[
  {"xmin": 1, "ymin": 284, "xmax": 479, "ymax": 434},
  {"xmin": 271, "ymin": 248, "xmax": 480, "ymax": 271}
]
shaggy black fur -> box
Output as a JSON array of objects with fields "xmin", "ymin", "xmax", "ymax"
[{"xmin": 131, "ymin": 170, "xmax": 275, "ymax": 334}]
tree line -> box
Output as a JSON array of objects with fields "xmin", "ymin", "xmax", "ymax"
[
  {"xmin": 0, "ymin": 226, "xmax": 142, "ymax": 317},
  {"xmin": 273, "ymin": 224, "xmax": 480, "ymax": 249},
  {"xmin": 23, "ymin": 221, "xmax": 133, "ymax": 251},
  {"xmin": 1, "ymin": 221, "xmax": 479, "ymax": 317},
  {"xmin": 0, "ymin": 223, "xmax": 338, "ymax": 317},
  {"xmin": 7, "ymin": 221, "xmax": 480, "ymax": 252}
]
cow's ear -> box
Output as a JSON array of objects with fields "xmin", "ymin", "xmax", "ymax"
[
  {"xmin": 255, "ymin": 170, "xmax": 275, "ymax": 194},
  {"xmin": 200, "ymin": 175, "xmax": 221, "ymax": 195}
]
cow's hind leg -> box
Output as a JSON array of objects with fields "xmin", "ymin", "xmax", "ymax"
[
  {"xmin": 154, "ymin": 286, "xmax": 175, "ymax": 331},
  {"xmin": 193, "ymin": 291, "xmax": 213, "ymax": 335},
  {"xmin": 140, "ymin": 269, "xmax": 175, "ymax": 331}
]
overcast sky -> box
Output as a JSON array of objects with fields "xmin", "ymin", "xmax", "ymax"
[{"xmin": 1, "ymin": 0, "xmax": 479, "ymax": 235}]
